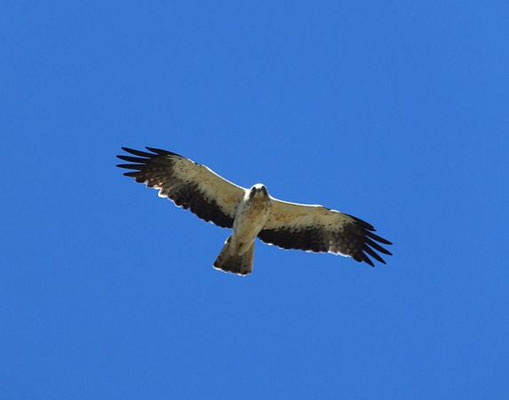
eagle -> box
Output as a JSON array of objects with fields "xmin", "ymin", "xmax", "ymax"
[{"xmin": 117, "ymin": 146, "xmax": 392, "ymax": 275}]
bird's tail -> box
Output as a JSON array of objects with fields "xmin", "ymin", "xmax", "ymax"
[{"xmin": 213, "ymin": 236, "xmax": 254, "ymax": 276}]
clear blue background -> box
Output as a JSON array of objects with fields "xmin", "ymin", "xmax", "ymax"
[{"xmin": 1, "ymin": 1, "xmax": 507, "ymax": 399}]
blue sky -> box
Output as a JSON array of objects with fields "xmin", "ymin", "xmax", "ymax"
[{"xmin": 1, "ymin": 1, "xmax": 508, "ymax": 399}]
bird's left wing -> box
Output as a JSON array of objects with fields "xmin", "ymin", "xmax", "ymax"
[
  {"xmin": 117, "ymin": 147, "xmax": 246, "ymax": 228},
  {"xmin": 259, "ymin": 198, "xmax": 392, "ymax": 266}
]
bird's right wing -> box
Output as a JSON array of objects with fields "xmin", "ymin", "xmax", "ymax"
[
  {"xmin": 117, "ymin": 147, "xmax": 246, "ymax": 228},
  {"xmin": 259, "ymin": 198, "xmax": 392, "ymax": 266}
]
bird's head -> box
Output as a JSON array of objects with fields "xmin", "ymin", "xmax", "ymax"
[{"xmin": 249, "ymin": 183, "xmax": 269, "ymax": 199}]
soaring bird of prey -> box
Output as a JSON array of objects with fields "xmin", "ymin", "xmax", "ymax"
[{"xmin": 117, "ymin": 146, "xmax": 392, "ymax": 275}]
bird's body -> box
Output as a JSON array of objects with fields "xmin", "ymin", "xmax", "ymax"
[
  {"xmin": 117, "ymin": 146, "xmax": 392, "ymax": 276},
  {"xmin": 231, "ymin": 185, "xmax": 271, "ymax": 255},
  {"xmin": 212, "ymin": 185, "xmax": 272, "ymax": 274}
]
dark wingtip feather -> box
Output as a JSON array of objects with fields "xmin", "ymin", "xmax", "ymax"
[
  {"xmin": 146, "ymin": 146, "xmax": 168, "ymax": 154},
  {"xmin": 365, "ymin": 238, "xmax": 392, "ymax": 255},
  {"xmin": 346, "ymin": 214, "xmax": 375, "ymax": 231},
  {"xmin": 122, "ymin": 171, "xmax": 139, "ymax": 177},
  {"xmin": 145, "ymin": 146, "xmax": 179, "ymax": 156},
  {"xmin": 121, "ymin": 147, "xmax": 154, "ymax": 157},
  {"xmin": 343, "ymin": 213, "xmax": 392, "ymax": 266},
  {"xmin": 366, "ymin": 231, "xmax": 392, "ymax": 245},
  {"xmin": 362, "ymin": 253, "xmax": 375, "ymax": 267},
  {"xmin": 353, "ymin": 252, "xmax": 374, "ymax": 267},
  {"xmin": 363, "ymin": 245, "xmax": 386, "ymax": 264},
  {"xmin": 117, "ymin": 155, "xmax": 149, "ymax": 163},
  {"xmin": 116, "ymin": 163, "xmax": 145, "ymax": 170}
]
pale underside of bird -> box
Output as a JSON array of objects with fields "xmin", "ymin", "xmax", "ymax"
[{"xmin": 117, "ymin": 146, "xmax": 392, "ymax": 276}]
